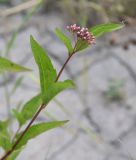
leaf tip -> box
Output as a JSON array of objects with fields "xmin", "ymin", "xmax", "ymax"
[
  {"xmin": 63, "ymin": 120, "xmax": 69, "ymax": 123},
  {"xmin": 30, "ymin": 35, "xmax": 34, "ymax": 40},
  {"xmin": 30, "ymin": 35, "xmax": 36, "ymax": 46},
  {"xmin": 61, "ymin": 120, "xmax": 69, "ymax": 126}
]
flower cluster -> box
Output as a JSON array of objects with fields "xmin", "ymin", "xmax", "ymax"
[{"xmin": 67, "ymin": 24, "xmax": 95, "ymax": 45}]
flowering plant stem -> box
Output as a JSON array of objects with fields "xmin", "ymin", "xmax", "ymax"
[
  {"xmin": 0, "ymin": 23, "xmax": 123, "ymax": 160},
  {"xmin": 0, "ymin": 49, "xmax": 76, "ymax": 160}
]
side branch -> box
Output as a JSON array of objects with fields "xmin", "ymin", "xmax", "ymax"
[{"xmin": 0, "ymin": 52, "xmax": 75, "ymax": 160}]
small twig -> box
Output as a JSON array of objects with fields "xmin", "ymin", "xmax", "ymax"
[
  {"xmin": 55, "ymin": 54, "xmax": 73, "ymax": 81},
  {"xmin": 0, "ymin": 0, "xmax": 42, "ymax": 17},
  {"xmin": 0, "ymin": 44, "xmax": 77, "ymax": 160},
  {"xmin": 55, "ymin": 41, "xmax": 78, "ymax": 81}
]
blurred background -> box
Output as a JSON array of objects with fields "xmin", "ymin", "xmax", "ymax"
[{"xmin": 0, "ymin": 0, "xmax": 136, "ymax": 160}]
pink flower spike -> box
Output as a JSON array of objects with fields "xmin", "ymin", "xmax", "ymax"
[{"xmin": 66, "ymin": 24, "xmax": 95, "ymax": 45}]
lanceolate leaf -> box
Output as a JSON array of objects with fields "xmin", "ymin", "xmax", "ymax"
[
  {"xmin": 30, "ymin": 36, "xmax": 57, "ymax": 100},
  {"xmin": 0, "ymin": 121, "xmax": 12, "ymax": 151},
  {"xmin": 12, "ymin": 94, "xmax": 42, "ymax": 126},
  {"xmin": 76, "ymin": 23, "xmax": 124, "ymax": 52},
  {"xmin": 45, "ymin": 80, "xmax": 75, "ymax": 103},
  {"xmin": 15, "ymin": 120, "xmax": 68, "ymax": 149},
  {"xmin": 30, "ymin": 36, "xmax": 75, "ymax": 104},
  {"xmin": 12, "ymin": 110, "xmax": 23, "ymax": 126},
  {"xmin": 0, "ymin": 57, "xmax": 31, "ymax": 72},
  {"xmin": 89, "ymin": 23, "xmax": 124, "ymax": 37},
  {"xmin": 55, "ymin": 28, "xmax": 73, "ymax": 54}
]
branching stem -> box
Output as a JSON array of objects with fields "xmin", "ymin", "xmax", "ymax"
[{"xmin": 0, "ymin": 43, "xmax": 77, "ymax": 160}]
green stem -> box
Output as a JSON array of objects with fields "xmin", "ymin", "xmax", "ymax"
[
  {"xmin": 3, "ymin": 73, "xmax": 11, "ymax": 118},
  {"xmin": 0, "ymin": 47, "xmax": 76, "ymax": 160},
  {"xmin": 11, "ymin": 126, "xmax": 21, "ymax": 143}
]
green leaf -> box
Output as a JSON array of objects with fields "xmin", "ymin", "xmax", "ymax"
[
  {"xmin": 30, "ymin": 36, "xmax": 57, "ymax": 100},
  {"xmin": 15, "ymin": 120, "xmax": 69, "ymax": 149},
  {"xmin": 55, "ymin": 28, "xmax": 73, "ymax": 54},
  {"xmin": 45, "ymin": 80, "xmax": 75, "ymax": 103},
  {"xmin": 12, "ymin": 109, "xmax": 23, "ymax": 126},
  {"xmin": 75, "ymin": 23, "xmax": 124, "ymax": 52},
  {"xmin": 12, "ymin": 94, "xmax": 42, "ymax": 126},
  {"xmin": 75, "ymin": 40, "xmax": 89, "ymax": 52},
  {"xmin": 90, "ymin": 23, "xmax": 124, "ymax": 37},
  {"xmin": 0, "ymin": 57, "xmax": 31, "ymax": 72},
  {"xmin": 0, "ymin": 121, "xmax": 12, "ymax": 151},
  {"xmin": 30, "ymin": 36, "xmax": 75, "ymax": 104}
]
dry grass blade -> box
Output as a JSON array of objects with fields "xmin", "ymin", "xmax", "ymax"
[{"xmin": 0, "ymin": 0, "xmax": 42, "ymax": 17}]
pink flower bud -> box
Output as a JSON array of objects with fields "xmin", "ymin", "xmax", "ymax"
[{"xmin": 66, "ymin": 24, "xmax": 95, "ymax": 45}]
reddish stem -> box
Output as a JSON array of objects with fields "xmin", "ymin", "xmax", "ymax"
[
  {"xmin": 1, "ymin": 103, "xmax": 45, "ymax": 160},
  {"xmin": 0, "ymin": 44, "xmax": 77, "ymax": 160}
]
